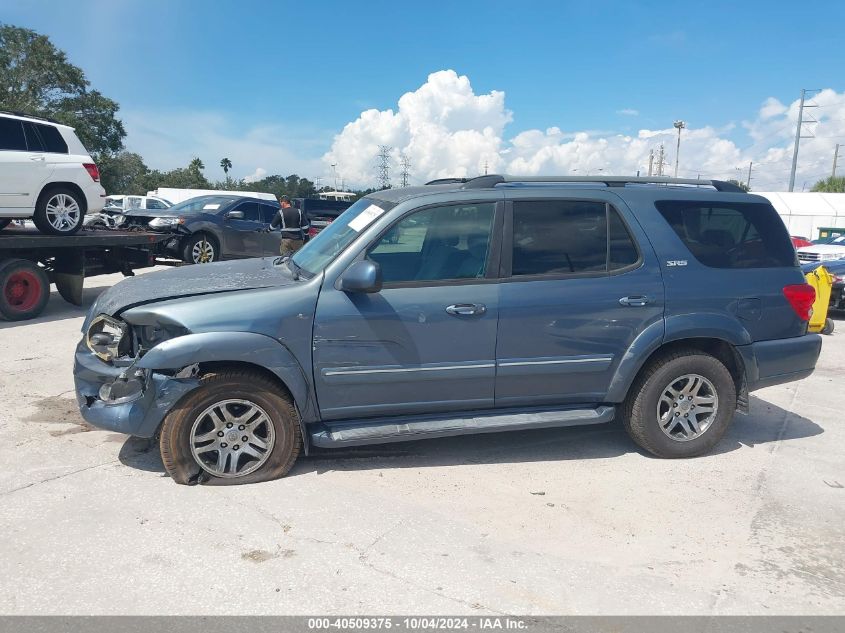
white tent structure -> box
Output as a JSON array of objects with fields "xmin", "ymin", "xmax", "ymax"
[{"xmin": 755, "ymin": 192, "xmax": 845, "ymax": 239}]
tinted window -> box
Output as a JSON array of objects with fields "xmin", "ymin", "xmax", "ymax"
[
  {"xmin": 0, "ymin": 117, "xmax": 27, "ymax": 151},
  {"xmin": 512, "ymin": 200, "xmax": 608, "ymax": 275},
  {"xmin": 608, "ymin": 208, "xmax": 639, "ymax": 270},
  {"xmin": 369, "ymin": 203, "xmax": 495, "ymax": 283},
  {"xmin": 656, "ymin": 201, "xmax": 796, "ymax": 268},
  {"xmin": 22, "ymin": 122, "xmax": 45, "ymax": 151},
  {"xmin": 34, "ymin": 123, "xmax": 68, "ymax": 153},
  {"xmin": 259, "ymin": 203, "xmax": 280, "ymax": 223},
  {"xmin": 146, "ymin": 199, "xmax": 167, "ymax": 210},
  {"xmin": 232, "ymin": 201, "xmax": 260, "ymax": 222}
]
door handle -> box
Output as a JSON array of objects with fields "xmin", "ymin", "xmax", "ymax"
[
  {"xmin": 619, "ymin": 295, "xmax": 650, "ymax": 307},
  {"xmin": 445, "ymin": 303, "xmax": 486, "ymax": 316},
  {"xmin": 29, "ymin": 155, "xmax": 45, "ymax": 161}
]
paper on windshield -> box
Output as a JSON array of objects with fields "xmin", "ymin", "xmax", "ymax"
[
  {"xmin": 347, "ymin": 204, "xmax": 386, "ymax": 232},
  {"xmin": 203, "ymin": 204, "xmax": 221, "ymax": 210}
]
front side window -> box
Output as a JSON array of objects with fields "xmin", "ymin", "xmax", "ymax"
[
  {"xmin": 0, "ymin": 117, "xmax": 27, "ymax": 151},
  {"xmin": 656, "ymin": 201, "xmax": 796, "ymax": 268},
  {"xmin": 368, "ymin": 203, "xmax": 495, "ymax": 283},
  {"xmin": 146, "ymin": 199, "xmax": 166, "ymax": 209},
  {"xmin": 232, "ymin": 202, "xmax": 260, "ymax": 222}
]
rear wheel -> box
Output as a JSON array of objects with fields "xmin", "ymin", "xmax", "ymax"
[
  {"xmin": 623, "ymin": 349, "xmax": 737, "ymax": 458},
  {"xmin": 159, "ymin": 370, "xmax": 302, "ymax": 485},
  {"xmin": 182, "ymin": 233, "xmax": 219, "ymax": 264},
  {"xmin": 33, "ymin": 187, "xmax": 85, "ymax": 235},
  {"xmin": 0, "ymin": 259, "xmax": 50, "ymax": 321}
]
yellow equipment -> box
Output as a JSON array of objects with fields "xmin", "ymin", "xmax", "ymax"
[{"xmin": 805, "ymin": 265, "xmax": 835, "ymax": 335}]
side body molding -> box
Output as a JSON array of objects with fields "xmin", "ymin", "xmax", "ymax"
[
  {"xmin": 604, "ymin": 313, "xmax": 752, "ymax": 403},
  {"xmin": 136, "ymin": 331, "xmax": 316, "ymax": 426}
]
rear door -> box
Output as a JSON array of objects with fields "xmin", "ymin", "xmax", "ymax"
[
  {"xmin": 494, "ymin": 191, "xmax": 665, "ymax": 407},
  {"xmin": 0, "ymin": 117, "xmax": 49, "ymax": 210}
]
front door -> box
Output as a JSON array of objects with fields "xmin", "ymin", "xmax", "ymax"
[
  {"xmin": 313, "ymin": 201, "xmax": 502, "ymax": 421},
  {"xmin": 495, "ymin": 194, "xmax": 665, "ymax": 407},
  {"xmin": 222, "ymin": 201, "xmax": 267, "ymax": 258}
]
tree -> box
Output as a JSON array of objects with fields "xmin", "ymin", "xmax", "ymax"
[
  {"xmin": 811, "ymin": 176, "xmax": 845, "ymax": 193},
  {"xmin": 0, "ymin": 24, "xmax": 125, "ymax": 156},
  {"xmin": 97, "ymin": 151, "xmax": 150, "ymax": 194},
  {"xmin": 189, "ymin": 157, "xmax": 205, "ymax": 172},
  {"xmin": 220, "ymin": 157, "xmax": 232, "ymax": 182}
]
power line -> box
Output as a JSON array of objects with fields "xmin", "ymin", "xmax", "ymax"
[
  {"xmin": 376, "ymin": 145, "xmax": 392, "ymax": 190},
  {"xmin": 399, "ymin": 152, "xmax": 411, "ymax": 188},
  {"xmin": 788, "ymin": 88, "xmax": 820, "ymax": 191}
]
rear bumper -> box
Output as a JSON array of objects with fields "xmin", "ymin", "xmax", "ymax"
[
  {"xmin": 739, "ymin": 334, "xmax": 822, "ymax": 392},
  {"xmin": 83, "ymin": 182, "xmax": 106, "ymax": 213}
]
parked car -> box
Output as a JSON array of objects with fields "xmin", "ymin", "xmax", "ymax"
[
  {"xmin": 74, "ymin": 175, "xmax": 821, "ymax": 485},
  {"xmin": 294, "ymin": 197, "xmax": 354, "ymax": 239},
  {"xmin": 791, "ymin": 236, "xmax": 812, "ymax": 249},
  {"xmin": 797, "ymin": 234, "xmax": 845, "ymax": 263},
  {"xmin": 802, "ymin": 258, "xmax": 845, "ymax": 312},
  {"xmin": 123, "ymin": 195, "xmax": 282, "ymax": 263},
  {"xmin": 0, "ymin": 111, "xmax": 105, "ymax": 235},
  {"xmin": 84, "ymin": 195, "xmax": 175, "ymax": 229}
]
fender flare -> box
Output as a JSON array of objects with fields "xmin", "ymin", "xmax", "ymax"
[
  {"xmin": 137, "ymin": 331, "xmax": 315, "ymax": 439},
  {"xmin": 605, "ymin": 314, "xmax": 751, "ymax": 403}
]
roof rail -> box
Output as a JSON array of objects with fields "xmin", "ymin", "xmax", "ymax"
[
  {"xmin": 459, "ymin": 175, "xmax": 746, "ymax": 193},
  {"xmin": 0, "ymin": 110, "xmax": 60, "ymax": 124},
  {"xmin": 425, "ymin": 177, "xmax": 470, "ymax": 185}
]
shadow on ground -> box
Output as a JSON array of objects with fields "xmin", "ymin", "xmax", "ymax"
[
  {"xmin": 0, "ymin": 284, "xmax": 111, "ymax": 330},
  {"xmin": 115, "ymin": 394, "xmax": 823, "ymax": 480}
]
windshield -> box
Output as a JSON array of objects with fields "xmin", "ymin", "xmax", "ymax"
[
  {"xmin": 292, "ymin": 197, "xmax": 391, "ymax": 275},
  {"xmin": 165, "ymin": 196, "xmax": 233, "ymax": 215}
]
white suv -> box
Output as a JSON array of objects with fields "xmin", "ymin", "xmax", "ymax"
[{"xmin": 0, "ymin": 111, "xmax": 106, "ymax": 235}]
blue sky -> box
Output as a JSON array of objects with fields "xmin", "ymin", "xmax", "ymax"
[{"xmin": 3, "ymin": 0, "xmax": 845, "ymax": 189}]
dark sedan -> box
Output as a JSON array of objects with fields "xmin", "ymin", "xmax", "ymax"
[{"xmin": 125, "ymin": 195, "xmax": 283, "ymax": 263}]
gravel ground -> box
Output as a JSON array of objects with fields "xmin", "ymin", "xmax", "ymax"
[{"xmin": 0, "ymin": 269, "xmax": 843, "ymax": 615}]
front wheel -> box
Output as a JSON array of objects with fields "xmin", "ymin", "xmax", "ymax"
[
  {"xmin": 182, "ymin": 233, "xmax": 219, "ymax": 264},
  {"xmin": 623, "ymin": 349, "xmax": 737, "ymax": 458},
  {"xmin": 159, "ymin": 370, "xmax": 302, "ymax": 485}
]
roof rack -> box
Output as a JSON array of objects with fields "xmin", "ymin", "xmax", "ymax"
[
  {"xmin": 457, "ymin": 175, "xmax": 746, "ymax": 193},
  {"xmin": 424, "ymin": 177, "xmax": 470, "ymax": 185},
  {"xmin": 0, "ymin": 110, "xmax": 60, "ymax": 124}
]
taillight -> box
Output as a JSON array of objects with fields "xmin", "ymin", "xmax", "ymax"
[
  {"xmin": 783, "ymin": 284, "xmax": 816, "ymax": 321},
  {"xmin": 83, "ymin": 163, "xmax": 100, "ymax": 182},
  {"xmin": 308, "ymin": 227, "xmax": 319, "ymax": 238}
]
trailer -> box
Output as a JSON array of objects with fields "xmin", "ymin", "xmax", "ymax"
[{"xmin": 0, "ymin": 226, "xmax": 168, "ymax": 321}]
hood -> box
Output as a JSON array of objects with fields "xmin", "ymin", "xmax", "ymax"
[{"xmin": 92, "ymin": 257, "xmax": 297, "ymax": 317}]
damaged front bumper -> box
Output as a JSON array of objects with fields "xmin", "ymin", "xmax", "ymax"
[{"xmin": 73, "ymin": 339, "xmax": 200, "ymax": 438}]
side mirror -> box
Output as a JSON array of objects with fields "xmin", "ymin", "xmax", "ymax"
[
  {"xmin": 339, "ymin": 260, "xmax": 382, "ymax": 293},
  {"xmin": 225, "ymin": 210, "xmax": 244, "ymax": 220}
]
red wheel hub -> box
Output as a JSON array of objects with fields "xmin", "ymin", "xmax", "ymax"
[{"xmin": 4, "ymin": 270, "xmax": 42, "ymax": 312}]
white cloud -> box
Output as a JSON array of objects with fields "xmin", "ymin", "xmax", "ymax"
[
  {"xmin": 243, "ymin": 167, "xmax": 267, "ymax": 183},
  {"xmin": 122, "ymin": 109, "xmax": 325, "ymax": 183},
  {"xmin": 324, "ymin": 73, "xmax": 845, "ymax": 191},
  {"xmin": 616, "ymin": 108, "xmax": 640, "ymax": 116}
]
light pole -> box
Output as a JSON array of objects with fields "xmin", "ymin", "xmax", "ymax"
[{"xmin": 673, "ymin": 120, "xmax": 685, "ymax": 178}]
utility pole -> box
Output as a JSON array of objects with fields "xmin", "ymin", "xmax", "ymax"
[
  {"xmin": 788, "ymin": 89, "xmax": 819, "ymax": 191},
  {"xmin": 746, "ymin": 161, "xmax": 753, "ymax": 190},
  {"xmin": 673, "ymin": 120, "xmax": 686, "ymax": 178},
  {"xmin": 330, "ymin": 163, "xmax": 338, "ymax": 191},
  {"xmin": 833, "ymin": 144, "xmax": 840, "ymax": 179},
  {"xmin": 656, "ymin": 144, "xmax": 666, "ymax": 176},
  {"xmin": 376, "ymin": 145, "xmax": 392, "ymax": 190},
  {"xmin": 647, "ymin": 149, "xmax": 654, "ymax": 177},
  {"xmin": 399, "ymin": 152, "xmax": 411, "ymax": 188},
  {"xmin": 484, "ymin": 159, "xmax": 489, "ymax": 175}
]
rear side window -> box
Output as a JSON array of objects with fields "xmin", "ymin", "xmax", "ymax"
[
  {"xmin": 656, "ymin": 201, "xmax": 796, "ymax": 268},
  {"xmin": 511, "ymin": 200, "xmax": 639, "ymax": 276},
  {"xmin": 0, "ymin": 117, "xmax": 27, "ymax": 151},
  {"xmin": 22, "ymin": 122, "xmax": 45, "ymax": 151},
  {"xmin": 34, "ymin": 123, "xmax": 68, "ymax": 153}
]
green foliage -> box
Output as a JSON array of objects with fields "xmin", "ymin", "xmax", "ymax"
[
  {"xmin": 220, "ymin": 157, "xmax": 232, "ymax": 176},
  {"xmin": 811, "ymin": 176, "xmax": 845, "ymax": 193},
  {"xmin": 97, "ymin": 151, "xmax": 150, "ymax": 194},
  {"xmin": 0, "ymin": 23, "xmax": 125, "ymax": 156}
]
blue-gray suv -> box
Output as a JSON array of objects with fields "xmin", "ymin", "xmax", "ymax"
[{"xmin": 73, "ymin": 176, "xmax": 822, "ymax": 485}]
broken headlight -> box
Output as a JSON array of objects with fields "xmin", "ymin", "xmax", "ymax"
[{"xmin": 86, "ymin": 314, "xmax": 129, "ymax": 362}]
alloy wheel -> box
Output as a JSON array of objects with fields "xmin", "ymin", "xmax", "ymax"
[
  {"xmin": 657, "ymin": 373, "xmax": 719, "ymax": 442},
  {"xmin": 191, "ymin": 239, "xmax": 215, "ymax": 263},
  {"xmin": 45, "ymin": 193, "xmax": 81, "ymax": 231}
]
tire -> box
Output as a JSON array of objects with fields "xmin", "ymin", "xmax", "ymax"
[
  {"xmin": 0, "ymin": 219, "xmax": 10, "ymax": 231},
  {"xmin": 0, "ymin": 258, "xmax": 51, "ymax": 321},
  {"xmin": 182, "ymin": 233, "xmax": 219, "ymax": 264},
  {"xmin": 32, "ymin": 187, "xmax": 85, "ymax": 235},
  {"xmin": 622, "ymin": 349, "xmax": 737, "ymax": 458},
  {"xmin": 822, "ymin": 318, "xmax": 835, "ymax": 335},
  {"xmin": 159, "ymin": 369, "xmax": 302, "ymax": 485}
]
